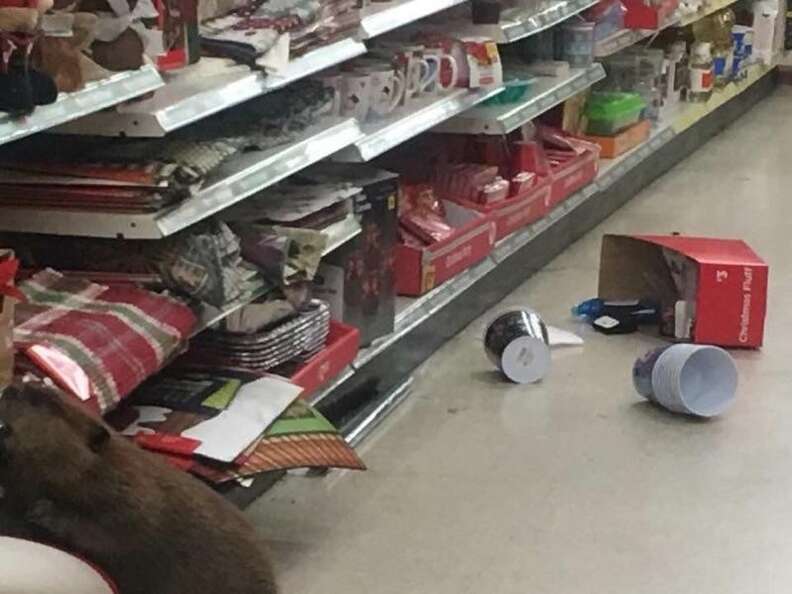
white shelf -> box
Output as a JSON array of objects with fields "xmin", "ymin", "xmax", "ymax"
[
  {"xmin": 0, "ymin": 117, "xmax": 363, "ymax": 239},
  {"xmin": 334, "ymin": 86, "xmax": 504, "ymax": 162},
  {"xmin": 593, "ymin": 17, "xmax": 679, "ymax": 57},
  {"xmin": 435, "ymin": 63, "xmax": 605, "ymax": 135},
  {"xmin": 360, "ymin": 0, "xmax": 469, "ymax": 38},
  {"xmin": 56, "ymin": 39, "xmax": 367, "ymax": 137},
  {"xmin": 455, "ymin": 0, "xmax": 600, "ymax": 43},
  {"xmin": 0, "ymin": 65, "xmax": 163, "ymax": 147}
]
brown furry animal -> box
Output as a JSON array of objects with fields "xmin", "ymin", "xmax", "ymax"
[{"xmin": 0, "ymin": 383, "xmax": 278, "ymax": 594}]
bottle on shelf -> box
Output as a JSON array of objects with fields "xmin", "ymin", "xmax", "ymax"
[
  {"xmin": 694, "ymin": 9, "xmax": 736, "ymax": 87},
  {"xmin": 688, "ymin": 41, "xmax": 714, "ymax": 101}
]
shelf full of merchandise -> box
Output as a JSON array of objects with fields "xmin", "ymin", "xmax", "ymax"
[
  {"xmin": 435, "ymin": 63, "xmax": 607, "ymax": 135},
  {"xmin": 0, "ymin": 117, "xmax": 363, "ymax": 239}
]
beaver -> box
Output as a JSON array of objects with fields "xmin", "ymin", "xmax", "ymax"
[{"xmin": 0, "ymin": 382, "xmax": 277, "ymax": 594}]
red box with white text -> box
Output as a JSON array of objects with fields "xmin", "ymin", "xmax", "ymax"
[{"xmin": 598, "ymin": 234, "xmax": 768, "ymax": 347}]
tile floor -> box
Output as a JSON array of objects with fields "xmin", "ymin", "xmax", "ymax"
[{"xmin": 248, "ymin": 86, "xmax": 792, "ymax": 594}]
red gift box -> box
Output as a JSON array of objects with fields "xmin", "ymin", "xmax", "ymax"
[
  {"xmin": 548, "ymin": 148, "xmax": 599, "ymax": 209},
  {"xmin": 446, "ymin": 177, "xmax": 552, "ymax": 241},
  {"xmin": 623, "ymin": 0, "xmax": 679, "ymax": 29},
  {"xmin": 395, "ymin": 201, "xmax": 496, "ymax": 296},
  {"xmin": 598, "ymin": 235, "xmax": 768, "ymax": 348}
]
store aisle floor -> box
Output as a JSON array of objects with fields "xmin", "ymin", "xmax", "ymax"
[{"xmin": 247, "ymin": 86, "xmax": 792, "ymax": 594}]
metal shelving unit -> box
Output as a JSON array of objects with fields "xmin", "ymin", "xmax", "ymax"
[
  {"xmin": 435, "ymin": 63, "xmax": 605, "ymax": 135},
  {"xmin": 312, "ymin": 60, "xmax": 778, "ymax": 413},
  {"xmin": 55, "ymin": 39, "xmax": 368, "ymax": 137},
  {"xmin": 360, "ymin": 0, "xmax": 469, "ymax": 38},
  {"xmin": 0, "ymin": 65, "xmax": 163, "ymax": 147},
  {"xmin": 0, "ymin": 117, "xmax": 363, "ymax": 238},
  {"xmin": 334, "ymin": 86, "xmax": 505, "ymax": 162},
  {"xmin": 438, "ymin": 0, "xmax": 600, "ymax": 43}
]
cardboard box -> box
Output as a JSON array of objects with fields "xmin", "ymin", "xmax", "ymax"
[
  {"xmin": 583, "ymin": 120, "xmax": 651, "ymax": 159},
  {"xmin": 446, "ymin": 178, "xmax": 552, "ymax": 241},
  {"xmin": 395, "ymin": 201, "xmax": 496, "ymax": 296},
  {"xmin": 598, "ymin": 235, "xmax": 768, "ymax": 347},
  {"xmin": 313, "ymin": 166, "xmax": 398, "ymax": 346},
  {"xmin": 0, "ymin": 251, "xmax": 18, "ymax": 389},
  {"xmin": 549, "ymin": 148, "xmax": 599, "ymax": 208},
  {"xmin": 623, "ymin": 0, "xmax": 679, "ymax": 29}
]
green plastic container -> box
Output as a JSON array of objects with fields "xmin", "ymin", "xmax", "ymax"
[
  {"xmin": 584, "ymin": 92, "xmax": 646, "ymax": 136},
  {"xmin": 483, "ymin": 78, "xmax": 535, "ymax": 106}
]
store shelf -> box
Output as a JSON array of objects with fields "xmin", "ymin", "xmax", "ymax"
[
  {"xmin": 360, "ymin": 0, "xmax": 469, "ymax": 38},
  {"xmin": 0, "ymin": 65, "xmax": 163, "ymax": 147},
  {"xmin": 194, "ymin": 214, "xmax": 360, "ymax": 334},
  {"xmin": 671, "ymin": 61, "xmax": 776, "ymax": 133},
  {"xmin": 593, "ymin": 18, "xmax": 679, "ymax": 57},
  {"xmin": 435, "ymin": 0, "xmax": 599, "ymax": 43},
  {"xmin": 677, "ymin": 0, "xmax": 740, "ymax": 27},
  {"xmin": 434, "ymin": 63, "xmax": 605, "ymax": 135},
  {"xmin": 56, "ymin": 39, "xmax": 368, "ymax": 137},
  {"xmin": 0, "ymin": 117, "xmax": 363, "ymax": 239},
  {"xmin": 334, "ymin": 86, "xmax": 505, "ymax": 162},
  {"xmin": 315, "ymin": 60, "xmax": 779, "ymax": 411}
]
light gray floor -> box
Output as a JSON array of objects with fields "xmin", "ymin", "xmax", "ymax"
[{"xmin": 248, "ymin": 86, "xmax": 792, "ymax": 594}]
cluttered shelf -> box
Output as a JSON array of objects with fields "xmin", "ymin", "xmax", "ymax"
[
  {"xmin": 0, "ymin": 117, "xmax": 363, "ymax": 239},
  {"xmin": 0, "ymin": 66, "xmax": 163, "ymax": 148},
  {"xmin": 435, "ymin": 63, "xmax": 606, "ymax": 135}
]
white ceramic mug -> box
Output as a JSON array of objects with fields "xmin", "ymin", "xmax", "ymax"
[
  {"xmin": 341, "ymin": 72, "xmax": 372, "ymax": 122},
  {"xmin": 359, "ymin": 64, "xmax": 405, "ymax": 118}
]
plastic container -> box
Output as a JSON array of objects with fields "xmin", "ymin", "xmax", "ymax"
[
  {"xmin": 584, "ymin": 92, "xmax": 646, "ymax": 136},
  {"xmin": 562, "ymin": 21, "xmax": 596, "ymax": 68},
  {"xmin": 483, "ymin": 78, "xmax": 535, "ymax": 105}
]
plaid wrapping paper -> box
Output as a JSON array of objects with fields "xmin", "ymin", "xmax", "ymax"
[
  {"xmin": 14, "ymin": 270, "xmax": 197, "ymax": 413},
  {"xmin": 189, "ymin": 399, "xmax": 365, "ymax": 483}
]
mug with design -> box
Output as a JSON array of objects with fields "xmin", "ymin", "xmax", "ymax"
[
  {"xmin": 341, "ymin": 71, "xmax": 372, "ymax": 122},
  {"xmin": 372, "ymin": 43, "xmax": 430, "ymax": 107},
  {"xmin": 423, "ymin": 47, "xmax": 460, "ymax": 94},
  {"xmin": 357, "ymin": 64, "xmax": 406, "ymax": 118}
]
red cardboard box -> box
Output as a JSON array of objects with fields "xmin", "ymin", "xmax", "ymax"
[
  {"xmin": 396, "ymin": 201, "xmax": 496, "ymax": 296},
  {"xmin": 290, "ymin": 321, "xmax": 360, "ymax": 400},
  {"xmin": 598, "ymin": 234, "xmax": 768, "ymax": 347},
  {"xmin": 623, "ymin": 0, "xmax": 679, "ymax": 29},
  {"xmin": 446, "ymin": 179, "xmax": 552, "ymax": 242},
  {"xmin": 583, "ymin": 120, "xmax": 651, "ymax": 159},
  {"xmin": 549, "ymin": 148, "xmax": 599, "ymax": 208}
]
